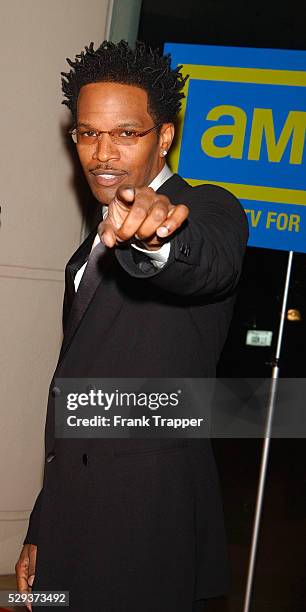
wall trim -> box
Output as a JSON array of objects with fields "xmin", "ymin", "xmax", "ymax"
[{"xmin": 0, "ymin": 265, "xmax": 64, "ymax": 283}]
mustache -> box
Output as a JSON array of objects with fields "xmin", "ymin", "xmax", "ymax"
[{"xmin": 89, "ymin": 165, "xmax": 127, "ymax": 173}]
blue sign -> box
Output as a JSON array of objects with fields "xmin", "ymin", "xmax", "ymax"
[{"xmin": 164, "ymin": 43, "xmax": 306, "ymax": 253}]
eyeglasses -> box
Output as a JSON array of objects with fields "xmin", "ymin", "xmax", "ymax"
[{"xmin": 69, "ymin": 124, "xmax": 162, "ymax": 146}]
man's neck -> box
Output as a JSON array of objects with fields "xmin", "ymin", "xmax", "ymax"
[{"xmin": 148, "ymin": 163, "xmax": 173, "ymax": 191}]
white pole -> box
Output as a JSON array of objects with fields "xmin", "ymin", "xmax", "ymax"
[
  {"xmin": 105, "ymin": 0, "xmax": 115, "ymax": 39},
  {"xmin": 242, "ymin": 250, "xmax": 294, "ymax": 612}
]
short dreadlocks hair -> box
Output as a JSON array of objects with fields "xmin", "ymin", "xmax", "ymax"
[{"xmin": 61, "ymin": 40, "xmax": 188, "ymax": 126}]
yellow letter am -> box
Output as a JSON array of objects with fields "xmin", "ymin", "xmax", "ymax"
[{"xmin": 201, "ymin": 105, "xmax": 247, "ymax": 159}]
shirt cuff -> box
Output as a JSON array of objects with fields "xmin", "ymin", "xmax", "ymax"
[{"xmin": 131, "ymin": 241, "xmax": 171, "ymax": 269}]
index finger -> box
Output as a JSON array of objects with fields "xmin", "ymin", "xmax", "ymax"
[
  {"xmin": 115, "ymin": 189, "xmax": 154, "ymax": 241},
  {"xmin": 115, "ymin": 185, "xmax": 135, "ymax": 207}
]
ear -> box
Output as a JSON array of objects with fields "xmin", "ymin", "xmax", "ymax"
[{"xmin": 158, "ymin": 123, "xmax": 175, "ymax": 158}]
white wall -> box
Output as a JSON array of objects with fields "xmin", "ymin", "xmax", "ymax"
[{"xmin": 0, "ymin": 0, "xmax": 111, "ymax": 574}]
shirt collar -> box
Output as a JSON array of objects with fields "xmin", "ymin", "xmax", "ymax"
[
  {"xmin": 102, "ymin": 164, "xmax": 173, "ymax": 217},
  {"xmin": 148, "ymin": 163, "xmax": 173, "ymax": 191}
]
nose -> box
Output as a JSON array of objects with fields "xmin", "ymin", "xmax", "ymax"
[{"xmin": 92, "ymin": 133, "xmax": 120, "ymax": 163}]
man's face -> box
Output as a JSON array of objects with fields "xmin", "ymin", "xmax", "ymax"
[{"xmin": 75, "ymin": 82, "xmax": 174, "ymax": 205}]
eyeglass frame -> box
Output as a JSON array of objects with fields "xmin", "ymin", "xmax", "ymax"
[{"xmin": 69, "ymin": 123, "xmax": 163, "ymax": 145}]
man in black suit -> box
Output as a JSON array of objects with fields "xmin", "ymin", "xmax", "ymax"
[{"xmin": 16, "ymin": 41, "xmax": 248, "ymax": 611}]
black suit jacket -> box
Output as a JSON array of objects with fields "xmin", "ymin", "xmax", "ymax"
[{"xmin": 24, "ymin": 175, "xmax": 248, "ymax": 610}]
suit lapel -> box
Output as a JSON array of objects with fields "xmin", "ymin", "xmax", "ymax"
[
  {"xmin": 62, "ymin": 228, "xmax": 97, "ymax": 331},
  {"xmin": 156, "ymin": 173, "xmax": 190, "ymax": 201}
]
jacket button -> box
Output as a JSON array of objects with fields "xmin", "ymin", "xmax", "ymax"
[
  {"xmin": 139, "ymin": 261, "xmax": 153, "ymax": 273},
  {"xmin": 179, "ymin": 243, "xmax": 190, "ymax": 256},
  {"xmin": 82, "ymin": 453, "xmax": 88, "ymax": 466},
  {"xmin": 46, "ymin": 452, "xmax": 55, "ymax": 463},
  {"xmin": 51, "ymin": 386, "xmax": 61, "ymax": 397}
]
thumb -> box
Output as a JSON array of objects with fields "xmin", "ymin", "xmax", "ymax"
[
  {"xmin": 28, "ymin": 574, "xmax": 35, "ymax": 587},
  {"xmin": 115, "ymin": 185, "xmax": 135, "ymax": 206},
  {"xmin": 28, "ymin": 545, "xmax": 37, "ymax": 586}
]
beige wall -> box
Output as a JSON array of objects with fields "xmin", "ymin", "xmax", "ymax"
[{"xmin": 0, "ymin": 0, "xmax": 111, "ymax": 574}]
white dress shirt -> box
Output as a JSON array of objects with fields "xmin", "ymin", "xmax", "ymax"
[{"xmin": 74, "ymin": 164, "xmax": 173, "ymax": 291}]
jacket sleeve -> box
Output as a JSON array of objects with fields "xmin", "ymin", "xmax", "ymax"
[
  {"xmin": 114, "ymin": 185, "xmax": 249, "ymax": 299},
  {"xmin": 23, "ymin": 489, "xmax": 43, "ymax": 545}
]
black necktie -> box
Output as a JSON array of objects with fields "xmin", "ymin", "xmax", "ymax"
[{"xmin": 60, "ymin": 241, "xmax": 106, "ymax": 358}]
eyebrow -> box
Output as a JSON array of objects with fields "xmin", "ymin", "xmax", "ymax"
[
  {"xmin": 77, "ymin": 121, "xmax": 144, "ymax": 129},
  {"xmin": 117, "ymin": 121, "xmax": 143, "ymax": 128}
]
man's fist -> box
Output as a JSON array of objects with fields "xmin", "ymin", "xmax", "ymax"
[
  {"xmin": 15, "ymin": 544, "xmax": 37, "ymax": 612},
  {"xmin": 98, "ymin": 185, "xmax": 189, "ymax": 250}
]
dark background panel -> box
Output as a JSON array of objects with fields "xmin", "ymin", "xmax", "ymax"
[{"xmin": 138, "ymin": 2, "xmax": 306, "ymax": 610}]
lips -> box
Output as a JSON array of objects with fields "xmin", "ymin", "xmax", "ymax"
[{"xmin": 90, "ymin": 168, "xmax": 128, "ymax": 188}]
